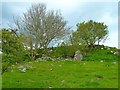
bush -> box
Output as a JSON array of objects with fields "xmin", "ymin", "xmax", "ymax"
[
  {"xmin": 50, "ymin": 45, "xmax": 81, "ymax": 58},
  {"xmin": 35, "ymin": 45, "xmax": 87, "ymax": 59},
  {"xmin": 2, "ymin": 29, "xmax": 27, "ymax": 74},
  {"xmin": 2, "ymin": 62, "xmax": 10, "ymax": 74},
  {"xmin": 36, "ymin": 49, "xmax": 46, "ymax": 58}
]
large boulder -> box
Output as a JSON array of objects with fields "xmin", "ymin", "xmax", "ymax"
[{"xmin": 74, "ymin": 51, "xmax": 83, "ymax": 61}]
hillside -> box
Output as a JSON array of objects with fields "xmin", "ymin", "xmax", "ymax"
[
  {"xmin": 2, "ymin": 60, "xmax": 118, "ymax": 88},
  {"xmin": 2, "ymin": 45, "xmax": 119, "ymax": 88}
]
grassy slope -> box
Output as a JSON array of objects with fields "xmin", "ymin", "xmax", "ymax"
[
  {"xmin": 83, "ymin": 47, "xmax": 119, "ymax": 62},
  {"xmin": 0, "ymin": 54, "xmax": 2, "ymax": 89},
  {"xmin": 2, "ymin": 60, "xmax": 118, "ymax": 88},
  {"xmin": 0, "ymin": 76, "xmax": 1, "ymax": 89}
]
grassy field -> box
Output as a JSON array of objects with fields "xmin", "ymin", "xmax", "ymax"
[
  {"xmin": 0, "ymin": 54, "xmax": 2, "ymax": 89},
  {"xmin": 0, "ymin": 75, "xmax": 1, "ymax": 89},
  {"xmin": 2, "ymin": 60, "xmax": 118, "ymax": 88}
]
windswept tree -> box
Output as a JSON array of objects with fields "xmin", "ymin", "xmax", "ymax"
[
  {"xmin": 71, "ymin": 20, "xmax": 108, "ymax": 48},
  {"xmin": 14, "ymin": 3, "xmax": 71, "ymax": 60}
]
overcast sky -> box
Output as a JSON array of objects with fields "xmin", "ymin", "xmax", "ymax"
[{"xmin": 0, "ymin": 0, "xmax": 119, "ymax": 48}]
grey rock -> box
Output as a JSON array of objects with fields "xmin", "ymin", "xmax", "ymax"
[
  {"xmin": 17, "ymin": 65, "xmax": 24, "ymax": 69},
  {"xmin": 114, "ymin": 51, "xmax": 120, "ymax": 55},
  {"xmin": 74, "ymin": 51, "xmax": 83, "ymax": 61},
  {"xmin": 25, "ymin": 64, "xmax": 32, "ymax": 69}
]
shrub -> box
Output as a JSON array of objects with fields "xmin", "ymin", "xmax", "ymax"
[
  {"xmin": 2, "ymin": 62, "xmax": 10, "ymax": 74},
  {"xmin": 50, "ymin": 45, "xmax": 80, "ymax": 58},
  {"xmin": 2, "ymin": 29, "xmax": 27, "ymax": 74}
]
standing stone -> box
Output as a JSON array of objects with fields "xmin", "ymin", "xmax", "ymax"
[{"xmin": 74, "ymin": 51, "xmax": 83, "ymax": 61}]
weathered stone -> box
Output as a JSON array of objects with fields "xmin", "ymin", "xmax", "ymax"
[
  {"xmin": 25, "ymin": 64, "xmax": 32, "ymax": 69},
  {"xmin": 36, "ymin": 58, "xmax": 46, "ymax": 62},
  {"xmin": 17, "ymin": 65, "xmax": 24, "ymax": 69},
  {"xmin": 74, "ymin": 51, "xmax": 83, "ymax": 61},
  {"xmin": 114, "ymin": 51, "xmax": 120, "ymax": 55}
]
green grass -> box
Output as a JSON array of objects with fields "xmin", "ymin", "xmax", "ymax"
[
  {"xmin": 83, "ymin": 47, "xmax": 119, "ymax": 62},
  {"xmin": 2, "ymin": 60, "xmax": 118, "ymax": 88},
  {"xmin": 0, "ymin": 54, "xmax": 2, "ymax": 89},
  {"xmin": 0, "ymin": 75, "xmax": 1, "ymax": 89}
]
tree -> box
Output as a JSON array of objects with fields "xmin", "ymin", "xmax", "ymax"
[
  {"xmin": 14, "ymin": 3, "xmax": 70, "ymax": 60},
  {"xmin": 72, "ymin": 20, "xmax": 108, "ymax": 48},
  {"xmin": 2, "ymin": 29, "xmax": 26, "ymax": 74},
  {"xmin": 2, "ymin": 29, "xmax": 26, "ymax": 62}
]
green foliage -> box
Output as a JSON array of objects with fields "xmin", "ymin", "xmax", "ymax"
[
  {"xmin": 50, "ymin": 45, "xmax": 77, "ymax": 58},
  {"xmin": 36, "ymin": 49, "xmax": 45, "ymax": 58},
  {"xmin": 36, "ymin": 44, "xmax": 119, "ymax": 62},
  {"xmin": 2, "ymin": 61, "xmax": 10, "ymax": 74},
  {"xmin": 2, "ymin": 29, "xmax": 27, "ymax": 73},
  {"xmin": 72, "ymin": 20, "xmax": 108, "ymax": 47}
]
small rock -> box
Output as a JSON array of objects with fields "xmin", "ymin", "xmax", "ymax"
[
  {"xmin": 100, "ymin": 60, "xmax": 104, "ymax": 62},
  {"xmin": 21, "ymin": 68, "xmax": 26, "ymax": 73},
  {"xmin": 49, "ymin": 86, "xmax": 52, "ymax": 88},
  {"xmin": 25, "ymin": 64, "xmax": 32, "ymax": 69},
  {"xmin": 110, "ymin": 50, "xmax": 113, "ymax": 52},
  {"xmin": 114, "ymin": 51, "xmax": 120, "ymax": 55},
  {"xmin": 17, "ymin": 65, "xmax": 24, "ymax": 69},
  {"xmin": 74, "ymin": 51, "xmax": 83, "ymax": 61}
]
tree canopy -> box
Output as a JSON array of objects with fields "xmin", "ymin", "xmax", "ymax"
[
  {"xmin": 14, "ymin": 3, "xmax": 71, "ymax": 60},
  {"xmin": 14, "ymin": 3, "xmax": 71, "ymax": 50},
  {"xmin": 71, "ymin": 20, "xmax": 108, "ymax": 47},
  {"xmin": 2, "ymin": 29, "xmax": 26, "ymax": 63}
]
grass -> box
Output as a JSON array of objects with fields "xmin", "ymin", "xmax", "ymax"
[
  {"xmin": 0, "ymin": 54, "xmax": 2, "ymax": 89},
  {"xmin": 2, "ymin": 60, "xmax": 118, "ymax": 88},
  {"xmin": 0, "ymin": 75, "xmax": 1, "ymax": 89},
  {"xmin": 83, "ymin": 46, "xmax": 119, "ymax": 62}
]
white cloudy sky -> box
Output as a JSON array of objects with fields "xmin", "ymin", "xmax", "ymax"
[{"xmin": 0, "ymin": 0, "xmax": 119, "ymax": 48}]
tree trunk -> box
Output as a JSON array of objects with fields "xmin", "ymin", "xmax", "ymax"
[
  {"xmin": 29, "ymin": 35, "xmax": 35, "ymax": 61},
  {"xmin": 35, "ymin": 30, "xmax": 38, "ymax": 51},
  {"xmin": 98, "ymin": 40, "xmax": 100, "ymax": 46}
]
